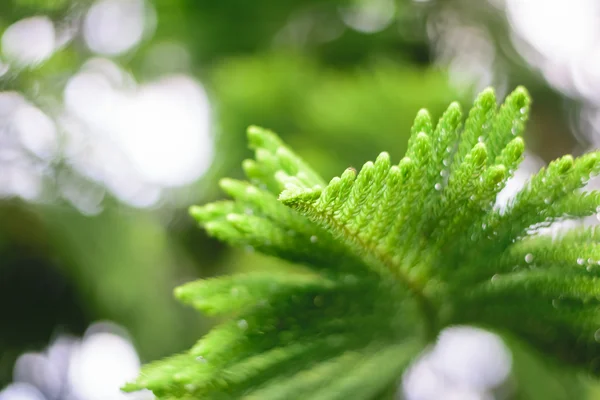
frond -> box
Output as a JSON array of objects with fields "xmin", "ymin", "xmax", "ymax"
[{"xmin": 127, "ymin": 86, "xmax": 600, "ymax": 399}]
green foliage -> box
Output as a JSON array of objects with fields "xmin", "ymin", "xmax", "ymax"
[
  {"xmin": 12, "ymin": 0, "xmax": 69, "ymax": 9},
  {"xmin": 126, "ymin": 87, "xmax": 600, "ymax": 398},
  {"xmin": 211, "ymin": 54, "xmax": 459, "ymax": 180}
]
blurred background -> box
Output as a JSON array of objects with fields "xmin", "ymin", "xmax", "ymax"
[{"xmin": 1, "ymin": 0, "xmax": 600, "ymax": 399}]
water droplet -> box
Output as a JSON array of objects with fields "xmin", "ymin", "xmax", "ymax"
[
  {"xmin": 442, "ymin": 159, "xmax": 450, "ymax": 166},
  {"xmin": 544, "ymin": 197, "xmax": 552, "ymax": 205},
  {"xmin": 552, "ymin": 298, "xmax": 561, "ymax": 308},
  {"xmin": 446, "ymin": 146, "xmax": 452, "ymax": 153},
  {"xmin": 520, "ymin": 107, "xmax": 527, "ymax": 114},
  {"xmin": 491, "ymin": 274, "xmax": 500, "ymax": 283},
  {"xmin": 185, "ymin": 384, "xmax": 197, "ymax": 392},
  {"xmin": 434, "ymin": 183, "xmax": 442, "ymax": 191},
  {"xmin": 481, "ymin": 223, "xmax": 487, "ymax": 230},
  {"xmin": 577, "ymin": 258, "xmax": 585, "ymax": 265},
  {"xmin": 478, "ymin": 136, "xmax": 484, "ymax": 143},
  {"xmin": 237, "ymin": 319, "xmax": 248, "ymax": 330},
  {"xmin": 196, "ymin": 356, "xmax": 207, "ymax": 363},
  {"xmin": 587, "ymin": 265, "xmax": 594, "ymax": 272},
  {"xmin": 244, "ymin": 208, "xmax": 254, "ymax": 215},
  {"xmin": 524, "ymin": 253, "xmax": 534, "ymax": 264},
  {"xmin": 440, "ymin": 169, "xmax": 448, "ymax": 177},
  {"xmin": 310, "ymin": 235, "xmax": 318, "ymax": 243},
  {"xmin": 588, "ymin": 258, "xmax": 595, "ymax": 265},
  {"xmin": 595, "ymin": 329, "xmax": 600, "ymax": 342}
]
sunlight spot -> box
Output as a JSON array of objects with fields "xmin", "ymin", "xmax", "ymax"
[
  {"xmin": 83, "ymin": 0, "xmax": 148, "ymax": 55},
  {"xmin": 2, "ymin": 16, "xmax": 55, "ymax": 66},
  {"xmin": 403, "ymin": 326, "xmax": 512, "ymax": 399},
  {"xmin": 339, "ymin": 0, "xmax": 396, "ymax": 34},
  {"xmin": 0, "ymin": 383, "xmax": 46, "ymax": 400},
  {"xmin": 14, "ymin": 104, "xmax": 58, "ymax": 161}
]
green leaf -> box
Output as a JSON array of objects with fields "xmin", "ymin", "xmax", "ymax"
[{"xmin": 128, "ymin": 87, "xmax": 600, "ymax": 399}]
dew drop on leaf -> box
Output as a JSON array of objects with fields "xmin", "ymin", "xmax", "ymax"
[
  {"xmin": 524, "ymin": 253, "xmax": 534, "ymax": 264},
  {"xmin": 237, "ymin": 319, "xmax": 248, "ymax": 330},
  {"xmin": 185, "ymin": 384, "xmax": 196, "ymax": 392},
  {"xmin": 552, "ymin": 299, "xmax": 561, "ymax": 309},
  {"xmin": 434, "ymin": 183, "xmax": 442, "ymax": 191},
  {"xmin": 310, "ymin": 235, "xmax": 318, "ymax": 243},
  {"xmin": 595, "ymin": 329, "xmax": 600, "ymax": 343},
  {"xmin": 577, "ymin": 258, "xmax": 585, "ymax": 265}
]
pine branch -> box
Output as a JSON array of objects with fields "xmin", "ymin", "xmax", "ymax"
[{"xmin": 126, "ymin": 87, "xmax": 600, "ymax": 399}]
